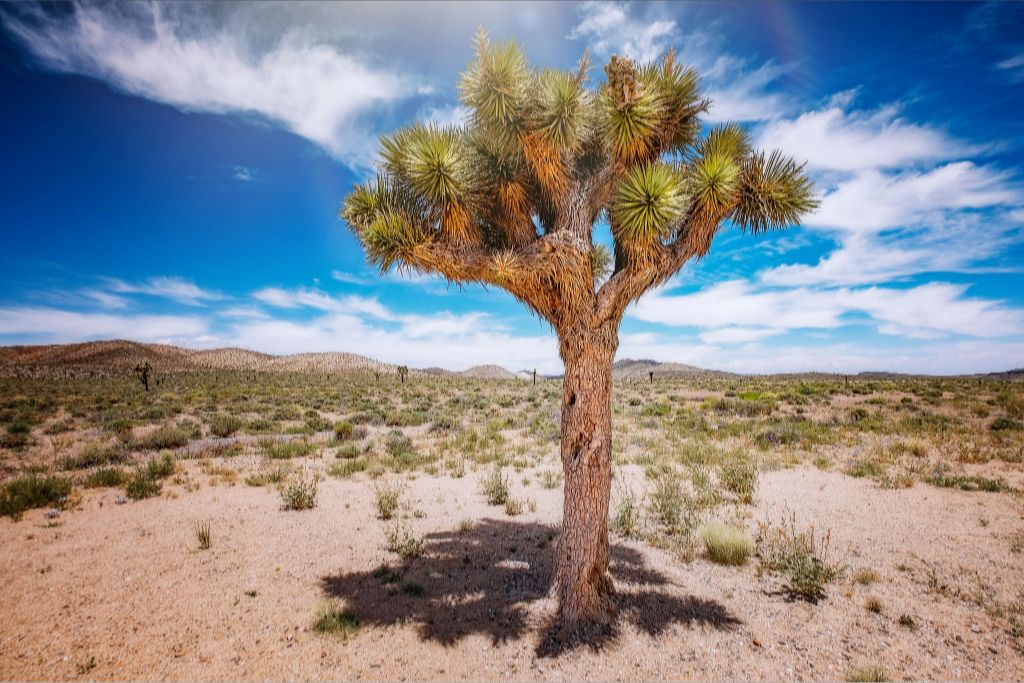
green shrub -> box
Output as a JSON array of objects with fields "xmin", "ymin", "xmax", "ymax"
[
  {"xmin": 333, "ymin": 421, "xmax": 355, "ymax": 441},
  {"xmin": 847, "ymin": 664, "xmax": 887, "ymax": 682},
  {"xmin": 373, "ymin": 479, "xmax": 404, "ymax": 520},
  {"xmin": 136, "ymin": 424, "xmax": 192, "ymax": 450},
  {"xmin": 649, "ymin": 469, "xmax": 690, "ymax": 533},
  {"xmin": 384, "ymin": 430, "xmax": 415, "ymax": 458},
  {"xmin": 312, "ymin": 602, "xmax": 359, "ymax": 638},
  {"xmin": 757, "ymin": 515, "xmax": 839, "ymax": 601},
  {"xmin": 700, "ymin": 523, "xmax": 753, "ymax": 565},
  {"xmin": 59, "ymin": 442, "xmax": 125, "ymax": 470},
  {"xmin": 260, "ymin": 438, "xmax": 315, "ymax": 460},
  {"xmin": 0, "ymin": 473, "xmax": 72, "ymax": 519},
  {"xmin": 925, "ymin": 471, "xmax": 1011, "ymax": 492},
  {"xmin": 479, "ymin": 466, "xmax": 510, "ymax": 506},
  {"xmin": 611, "ymin": 486, "xmax": 643, "ymax": 539},
  {"xmin": 719, "ymin": 456, "xmax": 757, "ymax": 504},
  {"xmin": 194, "ymin": 520, "xmax": 211, "ymax": 550},
  {"xmin": 990, "ymin": 417, "xmax": 1021, "ymax": 431},
  {"xmin": 145, "ymin": 452, "xmax": 176, "ymax": 479},
  {"xmin": 385, "ymin": 522, "xmax": 424, "ymax": 559},
  {"xmin": 280, "ymin": 472, "xmax": 318, "ymax": 510},
  {"xmin": 208, "ymin": 413, "xmax": 243, "ymax": 438},
  {"xmin": 125, "ymin": 470, "xmax": 162, "ymax": 500},
  {"xmin": 84, "ymin": 467, "xmax": 127, "ymax": 488}
]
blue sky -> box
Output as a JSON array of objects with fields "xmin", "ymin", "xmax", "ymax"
[{"xmin": 1, "ymin": 1, "xmax": 1023, "ymax": 374}]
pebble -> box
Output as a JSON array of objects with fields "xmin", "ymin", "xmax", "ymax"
[
  {"xmin": 114, "ymin": 496, "xmax": 127, "ymax": 505},
  {"xmin": 45, "ymin": 509, "xmax": 60, "ymax": 519}
]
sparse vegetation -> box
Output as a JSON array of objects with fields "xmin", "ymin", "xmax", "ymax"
[
  {"xmin": 312, "ymin": 602, "xmax": 359, "ymax": 638},
  {"xmin": 373, "ymin": 478, "xmax": 404, "ymax": 520},
  {"xmin": 194, "ymin": 520, "xmax": 211, "ymax": 550},
  {"xmin": 385, "ymin": 522, "xmax": 424, "ymax": 559},
  {"xmin": 0, "ymin": 473, "xmax": 71, "ymax": 519},
  {"xmin": 757, "ymin": 514, "xmax": 839, "ymax": 601},
  {"xmin": 280, "ymin": 472, "xmax": 318, "ymax": 510},
  {"xmin": 699, "ymin": 523, "xmax": 753, "ymax": 565},
  {"xmin": 480, "ymin": 466, "xmax": 510, "ymax": 506}
]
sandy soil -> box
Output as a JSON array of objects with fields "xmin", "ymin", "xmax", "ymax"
[{"xmin": 1, "ymin": 464, "xmax": 1022, "ymax": 681}]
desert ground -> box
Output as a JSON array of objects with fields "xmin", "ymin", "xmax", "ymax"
[{"xmin": 1, "ymin": 342, "xmax": 1022, "ymax": 681}]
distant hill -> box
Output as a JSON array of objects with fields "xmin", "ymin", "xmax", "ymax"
[
  {"xmin": 0, "ymin": 340, "xmax": 395, "ymax": 378},
  {"xmin": 459, "ymin": 364, "xmax": 521, "ymax": 380},
  {"xmin": 612, "ymin": 358, "xmax": 734, "ymax": 380},
  {"xmin": 2, "ymin": 341, "xmax": 1021, "ymax": 381},
  {"xmin": 984, "ymin": 368, "xmax": 1024, "ymax": 381}
]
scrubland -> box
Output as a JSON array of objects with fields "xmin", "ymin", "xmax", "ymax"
[{"xmin": 1, "ymin": 366, "xmax": 1022, "ymax": 680}]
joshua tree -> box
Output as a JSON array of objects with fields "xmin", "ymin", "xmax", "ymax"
[
  {"xmin": 648, "ymin": 370, "xmax": 654, "ymax": 384},
  {"xmin": 133, "ymin": 362, "xmax": 152, "ymax": 392},
  {"xmin": 341, "ymin": 32, "xmax": 816, "ymax": 624},
  {"xmin": 397, "ymin": 365, "xmax": 409, "ymax": 383}
]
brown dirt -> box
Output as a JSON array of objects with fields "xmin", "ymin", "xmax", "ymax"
[{"xmin": 1, "ymin": 464, "xmax": 1022, "ymax": 681}]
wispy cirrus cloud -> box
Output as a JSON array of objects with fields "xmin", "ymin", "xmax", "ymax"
[
  {"xmin": 106, "ymin": 276, "xmax": 225, "ymax": 305},
  {"xmin": 1, "ymin": 2, "xmax": 422, "ymax": 168}
]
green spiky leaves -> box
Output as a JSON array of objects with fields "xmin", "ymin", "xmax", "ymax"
[
  {"xmin": 591, "ymin": 243, "xmax": 613, "ymax": 283},
  {"xmin": 340, "ymin": 34, "xmax": 818, "ymax": 294},
  {"xmin": 600, "ymin": 56, "xmax": 660, "ymax": 163},
  {"xmin": 689, "ymin": 124, "xmax": 751, "ymax": 214},
  {"xmin": 341, "ymin": 176, "xmax": 427, "ymax": 272},
  {"xmin": 534, "ymin": 68, "xmax": 590, "ymax": 152},
  {"xmin": 459, "ymin": 30, "xmax": 531, "ymax": 147},
  {"xmin": 734, "ymin": 150, "xmax": 819, "ymax": 233},
  {"xmin": 381, "ymin": 124, "xmax": 467, "ymax": 209},
  {"xmin": 362, "ymin": 210, "xmax": 426, "ymax": 272},
  {"xmin": 611, "ymin": 161, "xmax": 687, "ymax": 245}
]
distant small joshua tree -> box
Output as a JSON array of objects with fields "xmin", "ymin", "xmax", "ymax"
[
  {"xmin": 648, "ymin": 370, "xmax": 654, "ymax": 384},
  {"xmin": 133, "ymin": 362, "xmax": 152, "ymax": 392},
  {"xmin": 532, "ymin": 368, "xmax": 537, "ymax": 385},
  {"xmin": 397, "ymin": 365, "xmax": 409, "ymax": 383}
]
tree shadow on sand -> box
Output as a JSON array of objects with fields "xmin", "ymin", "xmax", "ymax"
[{"xmin": 320, "ymin": 518, "xmax": 740, "ymax": 656}]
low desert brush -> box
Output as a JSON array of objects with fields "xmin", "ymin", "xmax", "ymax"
[
  {"xmin": 700, "ymin": 523, "xmax": 753, "ymax": 566},
  {"xmin": 373, "ymin": 478, "xmax": 404, "ymax": 520}
]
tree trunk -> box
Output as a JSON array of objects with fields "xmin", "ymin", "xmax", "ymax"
[{"xmin": 553, "ymin": 328, "xmax": 617, "ymax": 624}]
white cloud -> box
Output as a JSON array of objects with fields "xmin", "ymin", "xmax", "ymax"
[
  {"xmin": 419, "ymin": 104, "xmax": 470, "ymax": 128},
  {"xmin": 809, "ymin": 162, "xmax": 1018, "ymax": 232},
  {"xmin": 0, "ymin": 306, "xmax": 207, "ymax": 344},
  {"xmin": 699, "ymin": 327, "xmax": 784, "ymax": 345},
  {"xmin": 107, "ymin": 276, "xmax": 224, "ymax": 305},
  {"xmin": 330, "ymin": 270, "xmax": 368, "ymax": 286},
  {"xmin": 630, "ymin": 279, "xmax": 1024, "ymax": 340},
  {"xmin": 996, "ymin": 52, "xmax": 1024, "ymax": 82},
  {"xmin": 569, "ymin": 2, "xmax": 792, "ymax": 123},
  {"xmin": 3, "ymin": 2, "xmax": 419, "ymax": 167},
  {"xmin": 225, "ymin": 310, "xmax": 558, "ymax": 372},
  {"xmin": 233, "ymin": 166, "xmax": 254, "ymax": 182},
  {"xmin": 568, "ymin": 2, "xmax": 675, "ymax": 63},
  {"xmin": 703, "ymin": 57, "xmax": 791, "ymax": 123},
  {"xmin": 756, "ymin": 101, "xmax": 966, "ymax": 172},
  {"xmin": 754, "ymin": 94, "xmax": 1023, "ymax": 287}
]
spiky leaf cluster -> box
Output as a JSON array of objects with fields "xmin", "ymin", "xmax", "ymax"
[{"xmin": 341, "ymin": 31, "xmax": 816, "ymax": 323}]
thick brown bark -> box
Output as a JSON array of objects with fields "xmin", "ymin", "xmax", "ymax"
[{"xmin": 553, "ymin": 326, "xmax": 617, "ymax": 624}]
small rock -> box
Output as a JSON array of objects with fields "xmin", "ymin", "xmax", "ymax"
[
  {"xmin": 752, "ymin": 636, "xmax": 763, "ymax": 648},
  {"xmin": 970, "ymin": 624, "xmax": 982, "ymax": 634},
  {"xmin": 115, "ymin": 496, "xmax": 127, "ymax": 505},
  {"xmin": 45, "ymin": 509, "xmax": 60, "ymax": 519}
]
